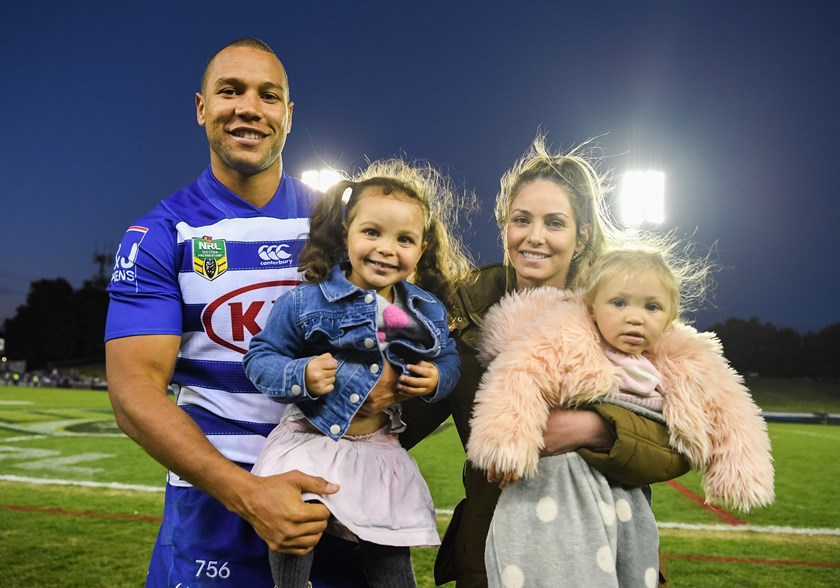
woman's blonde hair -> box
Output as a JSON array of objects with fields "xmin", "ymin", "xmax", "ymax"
[
  {"xmin": 298, "ymin": 158, "xmax": 474, "ymax": 305},
  {"xmin": 495, "ymin": 132, "xmax": 620, "ymax": 288}
]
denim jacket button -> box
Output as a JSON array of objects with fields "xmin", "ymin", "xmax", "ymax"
[
  {"xmin": 364, "ymin": 338, "xmax": 375, "ymax": 348},
  {"xmin": 291, "ymin": 384, "xmax": 302, "ymax": 396},
  {"xmin": 364, "ymin": 293, "xmax": 374, "ymax": 304},
  {"xmin": 330, "ymin": 424, "xmax": 341, "ymax": 436},
  {"xmin": 370, "ymin": 364, "xmax": 380, "ymax": 374},
  {"xmin": 349, "ymin": 393, "xmax": 361, "ymax": 404}
]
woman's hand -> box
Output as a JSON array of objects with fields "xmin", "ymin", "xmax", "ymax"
[{"xmin": 540, "ymin": 408, "xmax": 616, "ymax": 456}]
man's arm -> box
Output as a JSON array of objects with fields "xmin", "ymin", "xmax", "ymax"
[{"xmin": 106, "ymin": 334, "xmax": 336, "ymax": 554}]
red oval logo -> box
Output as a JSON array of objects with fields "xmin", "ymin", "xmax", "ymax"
[{"xmin": 202, "ymin": 280, "xmax": 301, "ymax": 354}]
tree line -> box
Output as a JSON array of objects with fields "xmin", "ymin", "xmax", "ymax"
[
  {"xmin": 708, "ymin": 317, "xmax": 840, "ymax": 379},
  {"xmin": 2, "ymin": 278, "xmax": 108, "ymax": 370},
  {"xmin": 1, "ymin": 278, "xmax": 838, "ymax": 379}
]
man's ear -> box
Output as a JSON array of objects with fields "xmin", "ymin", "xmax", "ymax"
[
  {"xmin": 286, "ymin": 101, "xmax": 294, "ymax": 134},
  {"xmin": 195, "ymin": 93, "xmax": 206, "ymax": 127}
]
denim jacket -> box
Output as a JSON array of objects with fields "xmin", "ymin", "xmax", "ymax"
[{"xmin": 244, "ymin": 264, "xmax": 460, "ymax": 440}]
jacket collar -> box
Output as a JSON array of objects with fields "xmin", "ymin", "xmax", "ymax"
[
  {"xmin": 457, "ymin": 263, "xmax": 516, "ymax": 324},
  {"xmin": 319, "ymin": 263, "xmax": 436, "ymax": 304},
  {"xmin": 319, "ymin": 264, "xmax": 363, "ymax": 302}
]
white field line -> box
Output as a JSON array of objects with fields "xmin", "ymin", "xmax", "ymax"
[
  {"xmin": 3, "ymin": 475, "xmax": 840, "ymax": 537},
  {"xmin": 785, "ymin": 429, "xmax": 840, "ymax": 440},
  {"xmin": 657, "ymin": 521, "xmax": 840, "ymax": 536},
  {"xmin": 0, "ymin": 474, "xmax": 164, "ymax": 493}
]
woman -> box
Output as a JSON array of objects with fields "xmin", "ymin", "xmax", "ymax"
[{"xmin": 399, "ymin": 135, "xmax": 689, "ymax": 587}]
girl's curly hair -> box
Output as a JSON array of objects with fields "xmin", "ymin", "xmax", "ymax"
[{"xmin": 298, "ymin": 158, "xmax": 474, "ymax": 305}]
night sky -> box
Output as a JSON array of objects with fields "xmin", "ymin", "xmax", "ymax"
[{"xmin": 3, "ymin": 1, "xmax": 839, "ymax": 333}]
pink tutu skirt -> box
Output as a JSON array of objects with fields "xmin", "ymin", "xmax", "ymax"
[{"xmin": 252, "ymin": 419, "xmax": 440, "ymax": 547}]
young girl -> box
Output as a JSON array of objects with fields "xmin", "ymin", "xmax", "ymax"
[
  {"xmin": 243, "ymin": 159, "xmax": 471, "ymax": 588},
  {"xmin": 467, "ymin": 243, "xmax": 774, "ymax": 587}
]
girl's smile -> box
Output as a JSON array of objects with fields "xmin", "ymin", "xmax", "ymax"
[{"xmin": 344, "ymin": 188, "xmax": 427, "ymax": 300}]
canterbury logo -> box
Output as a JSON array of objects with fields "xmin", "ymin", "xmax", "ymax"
[{"xmin": 258, "ymin": 244, "xmax": 292, "ymax": 261}]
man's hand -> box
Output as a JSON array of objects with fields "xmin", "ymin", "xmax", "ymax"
[
  {"xmin": 398, "ymin": 361, "xmax": 439, "ymax": 397},
  {"xmin": 239, "ymin": 470, "xmax": 339, "ymax": 555},
  {"xmin": 304, "ymin": 353, "xmax": 338, "ymax": 396}
]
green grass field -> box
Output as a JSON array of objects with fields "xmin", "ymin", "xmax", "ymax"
[{"xmin": 1, "ymin": 382, "xmax": 839, "ymax": 587}]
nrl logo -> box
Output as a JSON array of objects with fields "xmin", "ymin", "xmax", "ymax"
[{"xmin": 193, "ymin": 236, "xmax": 228, "ymax": 281}]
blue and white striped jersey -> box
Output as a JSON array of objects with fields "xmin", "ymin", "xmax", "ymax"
[{"xmin": 105, "ymin": 167, "xmax": 319, "ymax": 484}]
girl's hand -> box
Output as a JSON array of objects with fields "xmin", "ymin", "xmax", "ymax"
[
  {"xmin": 304, "ymin": 353, "xmax": 338, "ymax": 396},
  {"xmin": 397, "ymin": 361, "xmax": 439, "ymax": 397},
  {"xmin": 487, "ymin": 465, "xmax": 520, "ymax": 488}
]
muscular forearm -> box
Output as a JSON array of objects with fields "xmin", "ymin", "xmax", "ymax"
[
  {"xmin": 107, "ymin": 335, "xmax": 337, "ymax": 554},
  {"xmin": 106, "ymin": 336, "xmax": 254, "ymax": 510},
  {"xmin": 109, "ymin": 378, "xmax": 249, "ymax": 511},
  {"xmin": 111, "ymin": 383, "xmax": 254, "ymax": 506}
]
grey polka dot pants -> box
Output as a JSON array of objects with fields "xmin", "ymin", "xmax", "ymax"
[{"xmin": 485, "ymin": 453, "xmax": 660, "ymax": 588}]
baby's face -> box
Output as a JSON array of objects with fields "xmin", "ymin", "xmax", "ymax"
[{"xmin": 588, "ymin": 270, "xmax": 673, "ymax": 355}]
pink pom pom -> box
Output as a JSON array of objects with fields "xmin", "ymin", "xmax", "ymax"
[{"xmin": 382, "ymin": 305, "xmax": 410, "ymax": 328}]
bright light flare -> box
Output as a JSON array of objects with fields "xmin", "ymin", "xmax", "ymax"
[
  {"xmin": 619, "ymin": 170, "xmax": 665, "ymax": 226},
  {"xmin": 301, "ymin": 169, "xmax": 343, "ymax": 192}
]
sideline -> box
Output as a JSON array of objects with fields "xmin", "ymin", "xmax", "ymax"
[
  {"xmin": 4, "ymin": 474, "xmax": 840, "ymax": 538},
  {"xmin": 0, "ymin": 474, "xmax": 164, "ymax": 493},
  {"xmin": 665, "ymin": 552, "xmax": 840, "ymax": 569}
]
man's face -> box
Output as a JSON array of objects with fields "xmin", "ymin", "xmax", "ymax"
[{"xmin": 196, "ymin": 46, "xmax": 293, "ymax": 183}]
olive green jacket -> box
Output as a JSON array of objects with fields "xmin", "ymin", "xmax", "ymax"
[{"xmin": 400, "ymin": 264, "xmax": 689, "ymax": 587}]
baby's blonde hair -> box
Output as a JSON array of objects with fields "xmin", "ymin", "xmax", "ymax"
[{"xmin": 582, "ymin": 233, "xmax": 714, "ymax": 324}]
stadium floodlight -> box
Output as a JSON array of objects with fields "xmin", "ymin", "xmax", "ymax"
[
  {"xmin": 301, "ymin": 168, "xmax": 342, "ymax": 192},
  {"xmin": 619, "ymin": 170, "xmax": 665, "ymax": 226}
]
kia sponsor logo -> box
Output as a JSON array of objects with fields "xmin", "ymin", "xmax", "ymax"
[{"xmin": 202, "ymin": 280, "xmax": 300, "ymax": 353}]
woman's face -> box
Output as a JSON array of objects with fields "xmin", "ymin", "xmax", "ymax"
[{"xmin": 505, "ymin": 179, "xmax": 583, "ymax": 291}]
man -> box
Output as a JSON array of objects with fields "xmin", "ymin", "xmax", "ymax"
[{"xmin": 106, "ymin": 38, "xmax": 367, "ymax": 586}]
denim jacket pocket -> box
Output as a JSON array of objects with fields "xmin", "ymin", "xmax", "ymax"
[{"xmin": 301, "ymin": 313, "xmax": 372, "ymax": 349}]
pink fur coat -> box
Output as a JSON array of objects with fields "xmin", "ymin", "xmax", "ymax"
[{"xmin": 466, "ymin": 287, "xmax": 775, "ymax": 512}]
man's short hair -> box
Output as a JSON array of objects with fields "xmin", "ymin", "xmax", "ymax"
[{"xmin": 200, "ymin": 38, "xmax": 287, "ymax": 97}]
